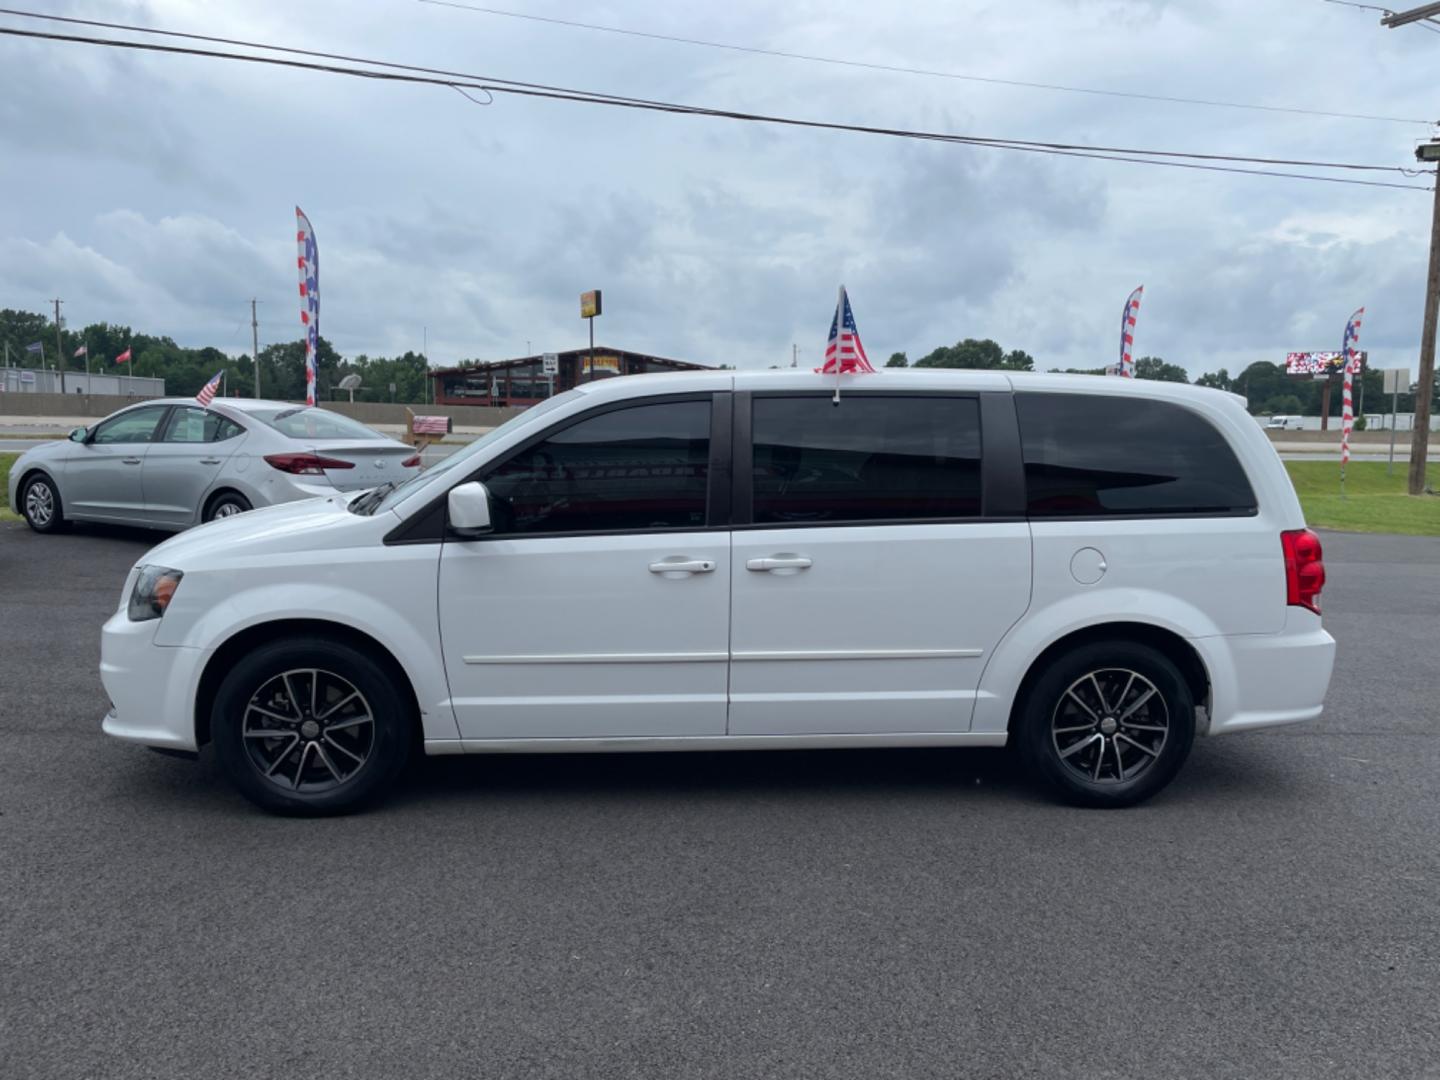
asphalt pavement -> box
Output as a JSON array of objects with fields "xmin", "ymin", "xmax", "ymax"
[{"xmin": 1, "ymin": 523, "xmax": 1437, "ymax": 1079}]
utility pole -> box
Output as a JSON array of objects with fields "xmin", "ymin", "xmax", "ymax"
[
  {"xmin": 1377, "ymin": 6, "xmax": 1440, "ymax": 493},
  {"xmin": 1405, "ymin": 139, "xmax": 1440, "ymax": 494},
  {"xmin": 51, "ymin": 298, "xmax": 63, "ymax": 384},
  {"xmin": 251, "ymin": 299, "xmax": 261, "ymax": 399},
  {"xmin": 792, "ymin": 343, "xmax": 799, "ymax": 368}
]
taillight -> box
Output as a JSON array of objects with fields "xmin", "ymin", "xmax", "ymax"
[
  {"xmin": 401, "ymin": 453, "xmax": 422, "ymax": 468},
  {"xmin": 1281, "ymin": 528, "xmax": 1325, "ymax": 614},
  {"xmin": 263, "ymin": 452, "xmax": 356, "ymax": 476}
]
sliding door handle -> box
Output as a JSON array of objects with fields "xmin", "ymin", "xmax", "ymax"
[
  {"xmin": 649, "ymin": 558, "xmax": 716, "ymax": 575},
  {"xmin": 746, "ymin": 555, "xmax": 812, "ymax": 572}
]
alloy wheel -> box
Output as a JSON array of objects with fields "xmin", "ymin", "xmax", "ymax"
[
  {"xmin": 1050, "ymin": 668, "xmax": 1169, "ymax": 785},
  {"xmin": 25, "ymin": 480, "xmax": 54, "ymax": 527},
  {"xmin": 241, "ymin": 669, "xmax": 375, "ymax": 793},
  {"xmin": 213, "ymin": 501, "xmax": 245, "ymax": 519}
]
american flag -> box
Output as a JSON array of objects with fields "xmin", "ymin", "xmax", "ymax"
[
  {"xmin": 296, "ymin": 207, "xmax": 320, "ymax": 407},
  {"xmin": 819, "ymin": 286, "xmax": 874, "ymax": 374},
  {"xmin": 1118, "ymin": 285, "xmax": 1144, "ymax": 378},
  {"xmin": 1340, "ymin": 307, "xmax": 1364, "ymax": 473},
  {"xmin": 196, "ymin": 369, "xmax": 223, "ymax": 408}
]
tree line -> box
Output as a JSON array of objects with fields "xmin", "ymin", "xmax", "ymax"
[
  {"xmin": 0, "ymin": 308, "xmax": 432, "ymax": 404},
  {"xmin": 885, "ymin": 336, "xmax": 1439, "ymax": 418},
  {"xmin": 4, "ymin": 307, "xmax": 1435, "ymax": 416}
]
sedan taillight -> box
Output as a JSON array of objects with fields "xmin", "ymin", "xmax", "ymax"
[
  {"xmin": 401, "ymin": 453, "xmax": 422, "ymax": 468},
  {"xmin": 263, "ymin": 452, "xmax": 356, "ymax": 476}
]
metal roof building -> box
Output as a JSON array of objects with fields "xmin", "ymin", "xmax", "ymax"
[{"xmin": 429, "ymin": 347, "xmax": 710, "ymax": 407}]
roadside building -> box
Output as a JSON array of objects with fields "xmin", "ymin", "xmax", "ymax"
[
  {"xmin": 0, "ymin": 368, "xmax": 165, "ymax": 396},
  {"xmin": 429, "ymin": 347, "xmax": 710, "ymax": 407}
]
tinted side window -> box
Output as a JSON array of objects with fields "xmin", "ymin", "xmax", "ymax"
[
  {"xmin": 484, "ymin": 399, "xmax": 711, "ymax": 535},
  {"xmin": 1016, "ymin": 393, "xmax": 1256, "ymax": 517},
  {"xmin": 751, "ymin": 395, "xmax": 981, "ymax": 525},
  {"xmin": 91, "ymin": 406, "xmax": 168, "ymax": 444}
]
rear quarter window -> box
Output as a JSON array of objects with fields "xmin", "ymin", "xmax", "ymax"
[{"xmin": 1016, "ymin": 392, "xmax": 1256, "ymax": 517}]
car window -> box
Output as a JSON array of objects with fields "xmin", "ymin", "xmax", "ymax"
[
  {"xmin": 484, "ymin": 399, "xmax": 711, "ymax": 534},
  {"xmin": 161, "ymin": 407, "xmax": 245, "ymax": 444},
  {"xmin": 247, "ymin": 406, "xmax": 382, "ymax": 441},
  {"xmin": 750, "ymin": 395, "xmax": 982, "ymax": 525},
  {"xmin": 1015, "ymin": 393, "xmax": 1257, "ymax": 517},
  {"xmin": 91, "ymin": 406, "xmax": 169, "ymax": 445}
]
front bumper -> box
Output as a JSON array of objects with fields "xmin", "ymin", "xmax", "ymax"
[{"xmin": 99, "ymin": 609, "xmax": 208, "ymax": 751}]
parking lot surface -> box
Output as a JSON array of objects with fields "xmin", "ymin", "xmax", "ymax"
[{"xmin": 1, "ymin": 522, "xmax": 1437, "ymax": 1079}]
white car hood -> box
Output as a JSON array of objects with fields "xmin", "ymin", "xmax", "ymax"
[{"xmin": 133, "ymin": 492, "xmax": 376, "ymax": 570}]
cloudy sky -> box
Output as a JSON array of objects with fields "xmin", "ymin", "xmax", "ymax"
[{"xmin": 1, "ymin": 0, "xmax": 1436, "ymax": 377}]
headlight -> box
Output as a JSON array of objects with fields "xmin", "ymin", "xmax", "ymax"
[{"xmin": 128, "ymin": 566, "xmax": 184, "ymax": 622}]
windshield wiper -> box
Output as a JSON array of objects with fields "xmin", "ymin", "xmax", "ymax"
[{"xmin": 348, "ymin": 480, "xmax": 398, "ymax": 516}]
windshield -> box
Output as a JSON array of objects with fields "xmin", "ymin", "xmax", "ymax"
[
  {"xmin": 368, "ymin": 390, "xmax": 585, "ymax": 515},
  {"xmin": 248, "ymin": 406, "xmax": 385, "ymax": 441}
]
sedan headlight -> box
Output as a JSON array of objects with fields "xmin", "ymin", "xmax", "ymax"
[{"xmin": 128, "ymin": 566, "xmax": 184, "ymax": 622}]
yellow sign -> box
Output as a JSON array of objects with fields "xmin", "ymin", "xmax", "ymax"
[
  {"xmin": 580, "ymin": 289, "xmax": 602, "ymax": 319},
  {"xmin": 582, "ymin": 355, "xmax": 621, "ymax": 375}
]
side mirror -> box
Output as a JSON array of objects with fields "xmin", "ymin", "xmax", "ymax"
[
  {"xmin": 68, "ymin": 427, "xmax": 88, "ymax": 443},
  {"xmin": 448, "ymin": 480, "xmax": 493, "ymax": 537}
]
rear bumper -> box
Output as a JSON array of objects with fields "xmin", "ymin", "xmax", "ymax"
[
  {"xmin": 99, "ymin": 609, "xmax": 207, "ymax": 751},
  {"xmin": 1199, "ymin": 613, "xmax": 1336, "ymax": 735}
]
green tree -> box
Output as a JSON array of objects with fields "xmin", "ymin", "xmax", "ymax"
[
  {"xmin": 914, "ymin": 338, "xmax": 1033, "ymax": 371},
  {"xmin": 885, "ymin": 352, "xmax": 908, "ymax": 368},
  {"xmin": 1133, "ymin": 356, "xmax": 1189, "ymax": 383},
  {"xmin": 1195, "ymin": 368, "xmax": 1231, "ymax": 392}
]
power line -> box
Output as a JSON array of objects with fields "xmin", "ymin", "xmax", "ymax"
[
  {"xmin": 0, "ymin": 8, "xmax": 1415, "ymax": 173},
  {"xmin": 418, "ymin": 0, "xmax": 1437, "ymax": 126},
  {"xmin": 0, "ymin": 21, "xmax": 1432, "ymax": 192}
]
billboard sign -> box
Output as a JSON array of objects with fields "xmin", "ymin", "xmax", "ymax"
[
  {"xmin": 1285, "ymin": 351, "xmax": 1366, "ymax": 377},
  {"xmin": 582, "ymin": 355, "xmax": 621, "ymax": 376},
  {"xmin": 580, "ymin": 290, "xmax": 603, "ymax": 319}
]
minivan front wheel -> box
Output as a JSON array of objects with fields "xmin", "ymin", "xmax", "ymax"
[
  {"xmin": 211, "ymin": 637, "xmax": 412, "ymax": 815},
  {"xmin": 1018, "ymin": 641, "xmax": 1195, "ymax": 808}
]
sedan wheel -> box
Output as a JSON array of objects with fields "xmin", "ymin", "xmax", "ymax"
[
  {"xmin": 22, "ymin": 475, "xmax": 67, "ymax": 533},
  {"xmin": 204, "ymin": 492, "xmax": 252, "ymax": 522},
  {"xmin": 212, "ymin": 636, "xmax": 412, "ymax": 815}
]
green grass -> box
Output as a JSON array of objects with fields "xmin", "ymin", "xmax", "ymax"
[
  {"xmin": 1286, "ymin": 460, "xmax": 1440, "ymax": 536},
  {"xmin": 0, "ymin": 452, "xmax": 19, "ymax": 522}
]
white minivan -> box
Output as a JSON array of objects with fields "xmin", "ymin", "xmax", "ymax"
[{"xmin": 100, "ymin": 370, "xmax": 1335, "ymax": 814}]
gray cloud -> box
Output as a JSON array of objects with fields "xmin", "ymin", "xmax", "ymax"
[{"xmin": 0, "ymin": 0, "xmax": 1433, "ymax": 381}]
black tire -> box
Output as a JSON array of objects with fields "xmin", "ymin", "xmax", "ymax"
[
  {"xmin": 211, "ymin": 636, "xmax": 413, "ymax": 815},
  {"xmin": 1017, "ymin": 640, "xmax": 1195, "ymax": 808},
  {"xmin": 20, "ymin": 472, "xmax": 68, "ymax": 533},
  {"xmin": 203, "ymin": 490, "xmax": 252, "ymax": 522}
]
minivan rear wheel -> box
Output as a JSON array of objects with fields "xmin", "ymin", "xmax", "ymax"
[
  {"xmin": 1017, "ymin": 640, "xmax": 1195, "ymax": 808},
  {"xmin": 211, "ymin": 636, "xmax": 412, "ymax": 815}
]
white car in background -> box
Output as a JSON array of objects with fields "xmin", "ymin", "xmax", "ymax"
[
  {"xmin": 98, "ymin": 370, "xmax": 1335, "ymax": 815},
  {"xmin": 8, "ymin": 398, "xmax": 422, "ymax": 532}
]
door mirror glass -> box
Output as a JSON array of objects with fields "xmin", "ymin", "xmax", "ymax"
[
  {"xmin": 448, "ymin": 481, "xmax": 493, "ymax": 537},
  {"xmin": 68, "ymin": 426, "xmax": 88, "ymax": 443}
]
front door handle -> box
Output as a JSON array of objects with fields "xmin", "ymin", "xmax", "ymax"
[
  {"xmin": 746, "ymin": 555, "xmax": 813, "ymax": 572},
  {"xmin": 121, "ymin": 457, "xmax": 142, "ymax": 465},
  {"xmin": 199, "ymin": 458, "xmax": 223, "ymax": 465},
  {"xmin": 649, "ymin": 557, "xmax": 716, "ymax": 575}
]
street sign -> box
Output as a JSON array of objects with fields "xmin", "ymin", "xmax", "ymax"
[
  {"xmin": 1383, "ymin": 368, "xmax": 1410, "ymax": 394},
  {"xmin": 542, "ymin": 352, "xmax": 559, "ymax": 375},
  {"xmin": 580, "ymin": 290, "xmax": 602, "ymax": 319}
]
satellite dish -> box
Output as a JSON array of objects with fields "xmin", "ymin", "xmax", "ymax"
[{"xmin": 337, "ymin": 373, "xmax": 363, "ymax": 403}]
